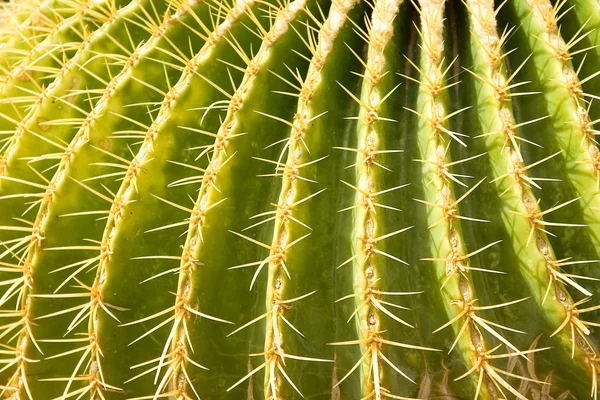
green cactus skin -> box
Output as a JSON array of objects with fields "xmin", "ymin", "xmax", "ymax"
[{"xmin": 2, "ymin": 0, "xmax": 600, "ymax": 398}]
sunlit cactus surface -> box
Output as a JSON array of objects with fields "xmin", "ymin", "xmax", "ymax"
[{"xmin": 2, "ymin": 0, "xmax": 600, "ymax": 398}]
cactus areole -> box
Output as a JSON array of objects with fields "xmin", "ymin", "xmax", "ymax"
[{"xmin": 3, "ymin": 0, "xmax": 600, "ymax": 398}]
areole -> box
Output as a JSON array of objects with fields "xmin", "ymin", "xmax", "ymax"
[{"xmin": 0, "ymin": 0, "xmax": 600, "ymax": 399}]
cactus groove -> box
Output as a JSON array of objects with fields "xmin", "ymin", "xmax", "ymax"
[{"xmin": 2, "ymin": 0, "xmax": 600, "ymax": 398}]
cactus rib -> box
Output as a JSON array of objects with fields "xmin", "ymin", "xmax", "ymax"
[
  {"xmin": 331, "ymin": 0, "xmax": 442, "ymax": 398},
  {"xmin": 0, "ymin": 0, "xmax": 163, "ymax": 395},
  {"xmin": 414, "ymin": 1, "xmax": 541, "ymax": 398},
  {"xmin": 0, "ymin": 0, "xmax": 146, "ymax": 171},
  {"xmin": 517, "ymin": 0, "xmax": 600, "ymax": 274},
  {"xmin": 0, "ymin": 0, "xmax": 106, "ymax": 84},
  {"xmin": 0, "ymin": 0, "xmax": 209, "ymax": 397},
  {"xmin": 509, "ymin": 0, "xmax": 600, "ymax": 395},
  {"xmin": 26, "ymin": 2, "xmax": 214, "ymax": 396},
  {"xmin": 2, "ymin": 0, "xmax": 600, "ymax": 398},
  {"xmin": 0, "ymin": 0, "xmax": 43, "ymax": 45},
  {"xmin": 464, "ymin": 0, "xmax": 600, "ymax": 397},
  {"xmin": 0, "ymin": 0, "xmax": 92, "ymax": 75},
  {"xmin": 229, "ymin": 0, "xmax": 360, "ymax": 397},
  {"xmin": 101, "ymin": 1, "xmax": 263, "ymax": 397},
  {"xmin": 159, "ymin": 0, "xmax": 313, "ymax": 396}
]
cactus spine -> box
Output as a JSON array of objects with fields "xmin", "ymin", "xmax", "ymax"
[{"xmin": 2, "ymin": 0, "xmax": 600, "ymax": 398}]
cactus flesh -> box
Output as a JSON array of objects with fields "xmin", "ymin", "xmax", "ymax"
[{"xmin": 2, "ymin": 0, "xmax": 600, "ymax": 398}]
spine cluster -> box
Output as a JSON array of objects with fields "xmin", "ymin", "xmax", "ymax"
[
  {"xmin": 1, "ymin": 0, "xmax": 600, "ymax": 398},
  {"xmin": 0, "ymin": 0, "xmax": 72, "ymax": 74}
]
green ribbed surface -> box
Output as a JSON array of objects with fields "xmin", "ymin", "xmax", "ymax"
[{"xmin": 1, "ymin": 0, "xmax": 600, "ymax": 399}]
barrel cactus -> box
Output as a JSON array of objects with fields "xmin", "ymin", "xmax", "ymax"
[{"xmin": 2, "ymin": 0, "xmax": 600, "ymax": 398}]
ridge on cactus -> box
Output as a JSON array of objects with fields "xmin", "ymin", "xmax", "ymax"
[{"xmin": 2, "ymin": 0, "xmax": 600, "ymax": 398}]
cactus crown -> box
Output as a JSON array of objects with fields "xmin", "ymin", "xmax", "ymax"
[{"xmin": 1, "ymin": 0, "xmax": 600, "ymax": 398}]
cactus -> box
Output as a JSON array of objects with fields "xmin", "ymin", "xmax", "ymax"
[{"xmin": 2, "ymin": 0, "xmax": 600, "ymax": 398}]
